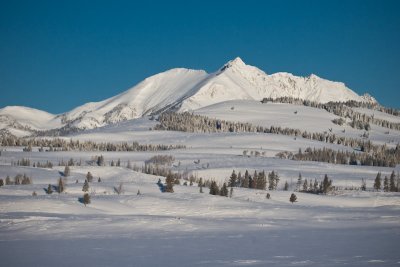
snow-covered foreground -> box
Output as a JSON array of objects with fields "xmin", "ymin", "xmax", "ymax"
[
  {"xmin": 1, "ymin": 102, "xmax": 400, "ymax": 266},
  {"xmin": 1, "ymin": 155, "xmax": 399, "ymax": 266}
]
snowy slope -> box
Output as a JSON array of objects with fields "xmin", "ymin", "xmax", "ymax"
[
  {"xmin": 0, "ymin": 106, "xmax": 62, "ymax": 136},
  {"xmin": 179, "ymin": 57, "xmax": 364, "ymax": 111},
  {"xmin": 60, "ymin": 68, "xmax": 208, "ymax": 129}
]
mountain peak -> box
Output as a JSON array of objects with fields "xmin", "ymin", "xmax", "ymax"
[{"xmin": 219, "ymin": 57, "xmax": 246, "ymax": 72}]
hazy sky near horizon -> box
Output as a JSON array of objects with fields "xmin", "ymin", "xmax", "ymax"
[{"xmin": 1, "ymin": 0, "xmax": 399, "ymax": 113}]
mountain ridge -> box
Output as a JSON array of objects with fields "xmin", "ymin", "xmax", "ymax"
[{"xmin": 0, "ymin": 57, "xmax": 377, "ymax": 134}]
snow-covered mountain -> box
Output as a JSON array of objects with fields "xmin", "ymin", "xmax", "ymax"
[{"xmin": 0, "ymin": 57, "xmax": 375, "ymax": 134}]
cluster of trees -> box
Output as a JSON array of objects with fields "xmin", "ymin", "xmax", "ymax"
[
  {"xmin": 209, "ymin": 181, "xmax": 229, "ymax": 197},
  {"xmin": 0, "ymin": 134, "xmax": 185, "ymax": 152},
  {"xmin": 0, "ymin": 174, "xmax": 33, "ymax": 186},
  {"xmin": 278, "ymin": 145, "xmax": 400, "ymax": 167},
  {"xmin": 145, "ymin": 155, "xmax": 175, "ymax": 166},
  {"xmin": 374, "ymin": 171, "xmax": 399, "ymax": 192},
  {"xmin": 155, "ymin": 112, "xmax": 394, "ymax": 157},
  {"xmin": 228, "ymin": 170, "xmax": 279, "ymax": 190},
  {"xmin": 155, "ymin": 112, "xmax": 258, "ymax": 133},
  {"xmin": 261, "ymin": 97, "xmax": 400, "ymax": 131},
  {"xmin": 296, "ymin": 173, "xmax": 334, "ymax": 194}
]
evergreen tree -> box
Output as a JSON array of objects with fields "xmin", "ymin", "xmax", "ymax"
[
  {"xmin": 229, "ymin": 187, "xmax": 233, "ymax": 198},
  {"xmin": 117, "ymin": 158, "xmax": 121, "ymax": 167},
  {"xmin": 322, "ymin": 174, "xmax": 332, "ymax": 194},
  {"xmin": 82, "ymin": 179, "xmax": 89, "ymax": 192},
  {"xmin": 47, "ymin": 184, "xmax": 53, "ymax": 194},
  {"xmin": 361, "ymin": 178, "xmax": 367, "ymax": 191},
  {"xmin": 5, "ymin": 176, "xmax": 12, "ymax": 185},
  {"xmin": 86, "ymin": 172, "xmax": 93, "ymax": 182},
  {"xmin": 296, "ymin": 173, "xmax": 302, "ymax": 191},
  {"xmin": 209, "ymin": 181, "xmax": 219, "ymax": 195},
  {"xmin": 374, "ymin": 172, "xmax": 382, "ymax": 191},
  {"xmin": 64, "ymin": 165, "xmax": 70, "ymax": 177},
  {"xmin": 266, "ymin": 193, "xmax": 271, "ymax": 199},
  {"xmin": 268, "ymin": 171, "xmax": 279, "ymax": 190},
  {"xmin": 220, "ymin": 183, "xmax": 228, "ymax": 197},
  {"xmin": 229, "ymin": 170, "xmax": 237, "ymax": 187},
  {"xmin": 383, "ymin": 176, "xmax": 389, "ymax": 192},
  {"xmin": 200, "ymin": 184, "xmax": 203, "ymax": 193},
  {"xmin": 389, "ymin": 171, "xmax": 396, "ymax": 192},
  {"xmin": 237, "ymin": 172, "xmax": 242, "ymax": 187},
  {"xmin": 0, "ymin": 179, "xmax": 3, "ymax": 187},
  {"xmin": 165, "ymin": 172, "xmax": 174, "ymax": 193},
  {"xmin": 83, "ymin": 193, "xmax": 90, "ymax": 206},
  {"xmin": 98, "ymin": 177, "xmax": 101, "ymax": 182},
  {"xmin": 57, "ymin": 177, "xmax": 65, "ymax": 193},
  {"xmin": 257, "ymin": 170, "xmax": 267, "ymax": 190},
  {"xmin": 290, "ymin": 193, "xmax": 297, "ymax": 203},
  {"xmin": 97, "ymin": 155, "xmax": 104, "ymax": 166},
  {"xmin": 198, "ymin": 177, "xmax": 203, "ymax": 187},
  {"xmin": 242, "ymin": 170, "xmax": 249, "ymax": 188},
  {"xmin": 303, "ymin": 179, "xmax": 308, "ymax": 192},
  {"xmin": 137, "ymin": 189, "xmax": 141, "ymax": 195},
  {"xmin": 252, "ymin": 170, "xmax": 258, "ymax": 189},
  {"xmin": 284, "ymin": 181, "xmax": 289, "ymax": 191}
]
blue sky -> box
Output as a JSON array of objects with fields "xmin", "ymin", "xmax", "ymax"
[{"xmin": 1, "ymin": 0, "xmax": 399, "ymax": 113}]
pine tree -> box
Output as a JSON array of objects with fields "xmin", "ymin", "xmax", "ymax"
[
  {"xmin": 229, "ymin": 187, "xmax": 233, "ymax": 198},
  {"xmin": 98, "ymin": 177, "xmax": 101, "ymax": 182},
  {"xmin": 257, "ymin": 170, "xmax": 267, "ymax": 190},
  {"xmin": 165, "ymin": 172, "xmax": 174, "ymax": 193},
  {"xmin": 97, "ymin": 155, "xmax": 104, "ymax": 166},
  {"xmin": 303, "ymin": 179, "xmax": 308, "ymax": 192},
  {"xmin": 383, "ymin": 176, "xmax": 389, "ymax": 192},
  {"xmin": 209, "ymin": 181, "xmax": 219, "ymax": 195},
  {"xmin": 361, "ymin": 178, "xmax": 366, "ymax": 191},
  {"xmin": 284, "ymin": 181, "xmax": 289, "ymax": 191},
  {"xmin": 374, "ymin": 172, "xmax": 382, "ymax": 191},
  {"xmin": 252, "ymin": 170, "xmax": 258, "ymax": 189},
  {"xmin": 0, "ymin": 179, "xmax": 3, "ymax": 187},
  {"xmin": 290, "ymin": 193, "xmax": 297, "ymax": 203},
  {"xmin": 117, "ymin": 158, "xmax": 121, "ymax": 167},
  {"xmin": 47, "ymin": 184, "xmax": 53, "ymax": 194},
  {"xmin": 83, "ymin": 193, "xmax": 90, "ymax": 206},
  {"xmin": 237, "ymin": 172, "xmax": 242, "ymax": 187},
  {"xmin": 242, "ymin": 170, "xmax": 249, "ymax": 188},
  {"xmin": 86, "ymin": 172, "xmax": 93, "ymax": 182},
  {"xmin": 57, "ymin": 177, "xmax": 65, "ymax": 193},
  {"xmin": 64, "ymin": 165, "xmax": 70, "ymax": 177},
  {"xmin": 220, "ymin": 183, "xmax": 228, "ymax": 197},
  {"xmin": 389, "ymin": 171, "xmax": 396, "ymax": 192},
  {"xmin": 322, "ymin": 174, "xmax": 332, "ymax": 194},
  {"xmin": 266, "ymin": 193, "xmax": 271, "ymax": 199},
  {"xmin": 296, "ymin": 173, "xmax": 302, "ymax": 191},
  {"xmin": 198, "ymin": 177, "xmax": 203, "ymax": 187},
  {"xmin": 137, "ymin": 189, "xmax": 141, "ymax": 195},
  {"xmin": 228, "ymin": 170, "xmax": 237, "ymax": 187},
  {"xmin": 82, "ymin": 179, "xmax": 89, "ymax": 192}
]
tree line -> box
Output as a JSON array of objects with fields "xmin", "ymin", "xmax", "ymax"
[
  {"xmin": 261, "ymin": 97, "xmax": 400, "ymax": 131},
  {"xmin": 0, "ymin": 132, "xmax": 185, "ymax": 152},
  {"xmin": 277, "ymin": 145, "xmax": 400, "ymax": 167}
]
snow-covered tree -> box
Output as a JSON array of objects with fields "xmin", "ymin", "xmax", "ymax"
[{"xmin": 290, "ymin": 193, "xmax": 297, "ymax": 203}]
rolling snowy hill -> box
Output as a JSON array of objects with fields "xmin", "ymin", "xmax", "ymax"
[{"xmin": 0, "ymin": 57, "xmax": 375, "ymax": 133}]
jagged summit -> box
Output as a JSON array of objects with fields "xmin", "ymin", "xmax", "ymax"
[{"xmin": 0, "ymin": 57, "xmax": 376, "ymax": 133}]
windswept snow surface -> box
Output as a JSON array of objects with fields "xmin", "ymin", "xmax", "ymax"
[
  {"xmin": 1, "ymin": 123, "xmax": 400, "ymax": 266},
  {"xmin": 0, "ymin": 160, "xmax": 399, "ymax": 267}
]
